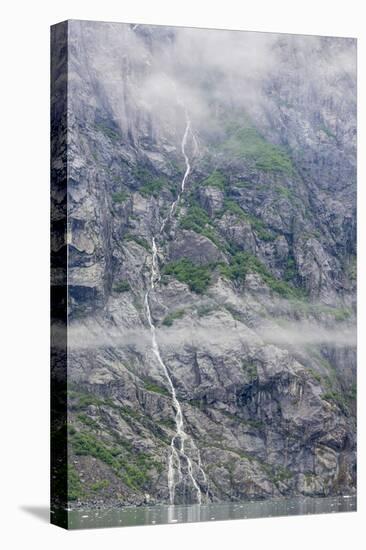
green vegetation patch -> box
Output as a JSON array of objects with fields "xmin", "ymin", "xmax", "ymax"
[
  {"xmin": 221, "ymin": 199, "xmax": 246, "ymax": 219},
  {"xmin": 272, "ymin": 466, "xmax": 294, "ymax": 483},
  {"xmin": 180, "ymin": 203, "xmax": 222, "ymax": 247},
  {"xmin": 308, "ymin": 369, "xmax": 322, "ymax": 383},
  {"xmin": 162, "ymin": 308, "xmax": 186, "ymax": 326},
  {"xmin": 232, "ymin": 180, "xmax": 252, "ymax": 188},
  {"xmin": 196, "ymin": 303, "xmax": 216, "ymax": 317},
  {"xmin": 241, "ymin": 360, "xmax": 258, "ymax": 381},
  {"xmin": 284, "ymin": 257, "xmax": 297, "ymax": 281},
  {"xmin": 180, "ymin": 205, "xmax": 210, "ymax": 233},
  {"xmin": 95, "ymin": 122, "xmax": 121, "ymax": 142},
  {"xmin": 201, "ymin": 170, "xmax": 226, "ymax": 190},
  {"xmin": 71, "ymin": 432, "xmax": 121, "ymax": 469},
  {"xmin": 180, "ymin": 204, "xmax": 210, "ymax": 232},
  {"xmin": 321, "ymin": 390, "xmax": 349, "ymax": 413},
  {"xmin": 113, "ymin": 279, "xmax": 130, "ymax": 293},
  {"xmin": 346, "ymin": 255, "xmax": 357, "ymax": 281},
  {"xmin": 67, "ymin": 424, "xmax": 76, "ymax": 436},
  {"xmin": 143, "ymin": 379, "xmax": 170, "ymax": 396},
  {"xmin": 90, "ymin": 479, "xmax": 110, "ymax": 493},
  {"xmin": 68, "ymin": 463, "xmax": 84, "ymax": 501},
  {"xmin": 140, "ymin": 178, "xmax": 167, "ymax": 198},
  {"xmin": 300, "ymin": 303, "xmax": 354, "ymax": 322},
  {"xmin": 221, "ymin": 200, "xmax": 275, "ymax": 242},
  {"xmin": 158, "ymin": 418, "xmax": 176, "ymax": 430},
  {"xmin": 124, "ymin": 233, "xmax": 150, "ymax": 251},
  {"xmin": 334, "ymin": 308, "xmax": 353, "ymax": 322},
  {"xmin": 221, "ymin": 125, "xmax": 294, "ymax": 174},
  {"xmin": 68, "ymin": 388, "xmax": 119, "ymax": 412},
  {"xmin": 69, "ymin": 391, "xmax": 104, "ymax": 410},
  {"xmin": 259, "ymin": 461, "xmax": 293, "ymax": 485},
  {"xmin": 220, "ymin": 252, "xmax": 305, "ymax": 299},
  {"xmin": 132, "ymin": 166, "xmax": 155, "ymax": 183},
  {"xmin": 347, "ymin": 384, "xmax": 356, "ymax": 402},
  {"xmin": 163, "ymin": 258, "xmax": 212, "ymax": 293},
  {"xmin": 112, "ymin": 191, "xmax": 129, "ymax": 203},
  {"xmin": 76, "ymin": 413, "xmax": 100, "ymax": 429},
  {"xmin": 70, "ymin": 430, "xmax": 156, "ymax": 490}
]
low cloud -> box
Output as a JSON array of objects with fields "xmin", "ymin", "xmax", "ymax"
[
  {"xmin": 58, "ymin": 317, "xmax": 356, "ymax": 352},
  {"xmin": 71, "ymin": 21, "xmax": 356, "ymax": 147}
]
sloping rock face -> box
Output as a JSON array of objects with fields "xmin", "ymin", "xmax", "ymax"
[{"xmin": 63, "ymin": 21, "xmax": 356, "ymax": 507}]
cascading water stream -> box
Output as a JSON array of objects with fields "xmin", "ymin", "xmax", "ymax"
[
  {"xmin": 143, "ymin": 112, "xmax": 207, "ymax": 505},
  {"xmin": 160, "ymin": 117, "xmax": 192, "ymax": 234}
]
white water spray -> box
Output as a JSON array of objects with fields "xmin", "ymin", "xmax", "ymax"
[{"xmin": 144, "ymin": 112, "xmax": 208, "ymax": 505}]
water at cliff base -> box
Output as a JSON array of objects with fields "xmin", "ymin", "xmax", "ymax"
[{"xmin": 54, "ymin": 495, "xmax": 356, "ymax": 529}]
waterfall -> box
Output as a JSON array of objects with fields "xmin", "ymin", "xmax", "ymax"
[
  {"xmin": 160, "ymin": 116, "xmax": 191, "ymax": 233},
  {"xmin": 143, "ymin": 112, "xmax": 208, "ymax": 505}
]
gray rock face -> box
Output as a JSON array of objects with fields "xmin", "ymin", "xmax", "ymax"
[
  {"xmin": 169, "ymin": 230, "xmax": 223, "ymax": 265},
  {"xmin": 218, "ymin": 213, "xmax": 257, "ymax": 254},
  {"xmin": 198, "ymin": 186, "xmax": 225, "ymax": 216},
  {"xmin": 62, "ymin": 21, "xmax": 356, "ymax": 507}
]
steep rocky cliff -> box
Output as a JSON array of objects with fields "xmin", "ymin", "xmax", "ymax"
[{"xmin": 61, "ymin": 21, "xmax": 356, "ymax": 506}]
